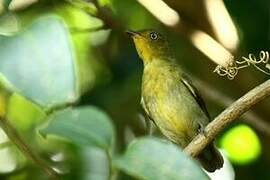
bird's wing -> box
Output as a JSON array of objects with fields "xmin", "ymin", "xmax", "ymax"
[{"xmin": 181, "ymin": 74, "xmax": 210, "ymax": 119}]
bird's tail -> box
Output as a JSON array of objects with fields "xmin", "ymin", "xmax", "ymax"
[{"xmin": 197, "ymin": 143, "xmax": 224, "ymax": 172}]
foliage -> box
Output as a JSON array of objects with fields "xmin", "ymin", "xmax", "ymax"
[
  {"xmin": 41, "ymin": 106, "xmax": 115, "ymax": 150},
  {"xmin": 0, "ymin": 0, "xmax": 269, "ymax": 180},
  {"xmin": 0, "ymin": 16, "xmax": 77, "ymax": 108},
  {"xmin": 114, "ymin": 138, "xmax": 209, "ymax": 180},
  {"xmin": 0, "ymin": 3, "xmax": 209, "ymax": 179}
]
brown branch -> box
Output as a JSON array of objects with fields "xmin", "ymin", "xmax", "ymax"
[
  {"xmin": 184, "ymin": 79, "xmax": 270, "ymax": 157},
  {"xmin": 0, "ymin": 118, "xmax": 59, "ymax": 179},
  {"xmin": 192, "ymin": 77, "xmax": 270, "ymax": 138}
]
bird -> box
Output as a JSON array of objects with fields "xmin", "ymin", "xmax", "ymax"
[{"xmin": 126, "ymin": 29, "xmax": 224, "ymax": 172}]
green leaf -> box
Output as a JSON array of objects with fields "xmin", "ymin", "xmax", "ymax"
[
  {"xmin": 41, "ymin": 106, "xmax": 115, "ymax": 150},
  {"xmin": 10, "ymin": 3, "xmax": 109, "ymax": 95},
  {"xmin": 65, "ymin": 0, "xmax": 97, "ymax": 15},
  {"xmin": 54, "ymin": 4, "xmax": 105, "ymax": 94},
  {"xmin": 7, "ymin": 93, "xmax": 46, "ymax": 131},
  {"xmin": 114, "ymin": 137, "xmax": 209, "ymax": 180},
  {"xmin": 0, "ymin": 16, "xmax": 78, "ymax": 108}
]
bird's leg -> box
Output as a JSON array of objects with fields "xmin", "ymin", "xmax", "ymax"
[
  {"xmin": 138, "ymin": 112, "xmax": 156, "ymax": 135},
  {"xmin": 145, "ymin": 118, "xmax": 156, "ymax": 135},
  {"xmin": 139, "ymin": 104, "xmax": 156, "ymax": 135}
]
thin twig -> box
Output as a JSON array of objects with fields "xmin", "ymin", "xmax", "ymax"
[
  {"xmin": 184, "ymin": 79, "xmax": 270, "ymax": 157},
  {"xmin": 0, "ymin": 118, "xmax": 59, "ymax": 179},
  {"xmin": 192, "ymin": 77, "xmax": 270, "ymax": 138}
]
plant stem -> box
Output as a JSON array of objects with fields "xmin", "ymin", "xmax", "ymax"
[
  {"xmin": 106, "ymin": 150, "xmax": 117, "ymax": 180},
  {"xmin": 184, "ymin": 79, "xmax": 270, "ymax": 157},
  {"xmin": 0, "ymin": 118, "xmax": 59, "ymax": 179}
]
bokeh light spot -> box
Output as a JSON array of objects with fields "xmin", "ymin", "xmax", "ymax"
[{"xmin": 220, "ymin": 124, "xmax": 261, "ymax": 165}]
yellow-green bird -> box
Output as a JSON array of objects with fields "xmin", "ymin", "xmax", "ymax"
[{"xmin": 127, "ymin": 29, "xmax": 223, "ymax": 172}]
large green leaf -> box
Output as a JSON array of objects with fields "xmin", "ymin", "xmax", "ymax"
[
  {"xmin": 41, "ymin": 106, "xmax": 115, "ymax": 150},
  {"xmin": 54, "ymin": 3, "xmax": 105, "ymax": 94},
  {"xmin": 0, "ymin": 16, "xmax": 77, "ymax": 108},
  {"xmin": 114, "ymin": 137, "xmax": 209, "ymax": 180}
]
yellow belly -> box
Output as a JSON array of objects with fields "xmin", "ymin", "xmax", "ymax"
[{"xmin": 142, "ymin": 62, "xmax": 208, "ymax": 147}]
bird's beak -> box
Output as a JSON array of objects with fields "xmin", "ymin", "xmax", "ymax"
[{"xmin": 126, "ymin": 30, "xmax": 141, "ymax": 37}]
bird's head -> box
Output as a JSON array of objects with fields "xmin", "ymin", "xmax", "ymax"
[{"xmin": 127, "ymin": 29, "xmax": 172, "ymax": 64}]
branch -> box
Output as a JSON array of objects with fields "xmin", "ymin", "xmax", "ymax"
[
  {"xmin": 192, "ymin": 77, "xmax": 270, "ymax": 138},
  {"xmin": 0, "ymin": 118, "xmax": 59, "ymax": 179},
  {"xmin": 184, "ymin": 79, "xmax": 270, "ymax": 157}
]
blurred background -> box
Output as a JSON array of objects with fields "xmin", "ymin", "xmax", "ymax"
[{"xmin": 0, "ymin": 0, "xmax": 269, "ymax": 179}]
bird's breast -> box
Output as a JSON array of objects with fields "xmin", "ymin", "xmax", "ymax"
[{"xmin": 141, "ymin": 63, "xmax": 201, "ymax": 146}]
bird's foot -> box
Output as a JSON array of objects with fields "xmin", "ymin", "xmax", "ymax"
[{"xmin": 198, "ymin": 123, "xmax": 207, "ymax": 137}]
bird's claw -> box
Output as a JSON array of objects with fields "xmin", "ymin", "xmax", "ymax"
[{"xmin": 198, "ymin": 123, "xmax": 207, "ymax": 137}]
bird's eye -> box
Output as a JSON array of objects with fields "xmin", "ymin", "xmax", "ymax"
[{"xmin": 150, "ymin": 32, "xmax": 158, "ymax": 40}]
